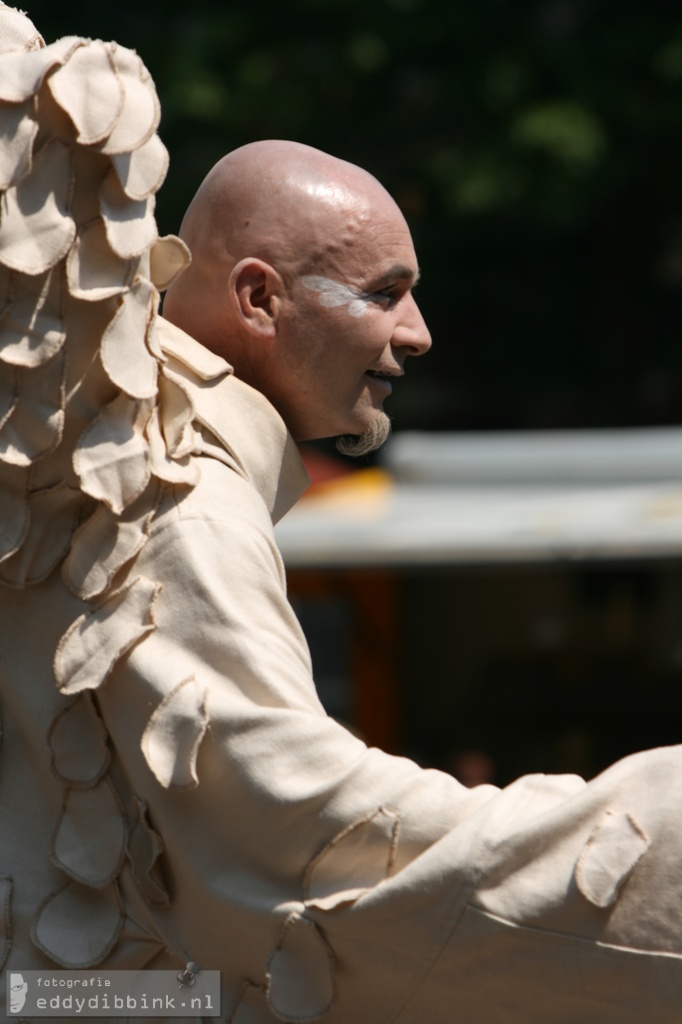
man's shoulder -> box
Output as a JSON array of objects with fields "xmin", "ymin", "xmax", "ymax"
[
  {"xmin": 157, "ymin": 316, "xmax": 233, "ymax": 383},
  {"xmin": 156, "ymin": 317, "xmax": 310, "ymax": 522}
]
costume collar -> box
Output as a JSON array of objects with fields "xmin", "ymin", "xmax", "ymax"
[{"xmin": 157, "ymin": 317, "xmax": 310, "ymax": 523}]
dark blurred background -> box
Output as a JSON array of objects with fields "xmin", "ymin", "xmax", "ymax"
[
  {"xmin": 26, "ymin": 0, "xmax": 682, "ymax": 782},
  {"xmin": 29, "ymin": 0, "xmax": 682, "ymax": 434}
]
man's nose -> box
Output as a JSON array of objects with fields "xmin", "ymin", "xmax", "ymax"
[{"xmin": 395, "ymin": 293, "xmax": 432, "ymax": 357}]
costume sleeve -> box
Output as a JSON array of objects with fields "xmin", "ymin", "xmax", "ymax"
[{"xmin": 91, "ymin": 456, "xmax": 682, "ymax": 1024}]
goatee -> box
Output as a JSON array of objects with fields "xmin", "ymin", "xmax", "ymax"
[{"xmin": 335, "ymin": 413, "xmax": 391, "ymax": 457}]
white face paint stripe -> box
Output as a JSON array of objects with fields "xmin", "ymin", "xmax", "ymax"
[{"xmin": 300, "ymin": 274, "xmax": 369, "ymax": 318}]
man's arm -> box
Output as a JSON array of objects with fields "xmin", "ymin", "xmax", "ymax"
[{"xmin": 92, "ymin": 451, "xmax": 682, "ymax": 1023}]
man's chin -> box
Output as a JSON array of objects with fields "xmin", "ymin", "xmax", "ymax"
[{"xmin": 335, "ymin": 413, "xmax": 391, "ymax": 457}]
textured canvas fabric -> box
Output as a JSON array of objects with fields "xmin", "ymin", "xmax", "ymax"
[
  {"xmin": 1, "ymin": 320, "xmax": 681, "ymax": 1022},
  {"xmin": 0, "ymin": 1, "xmax": 43, "ymax": 53}
]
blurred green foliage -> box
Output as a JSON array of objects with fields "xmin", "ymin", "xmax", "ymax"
[{"xmin": 27, "ymin": 0, "xmax": 682, "ymax": 430}]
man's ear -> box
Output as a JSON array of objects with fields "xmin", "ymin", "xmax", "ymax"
[{"xmin": 229, "ymin": 258, "xmax": 283, "ymax": 338}]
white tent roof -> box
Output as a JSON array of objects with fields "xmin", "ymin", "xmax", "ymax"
[{"xmin": 275, "ymin": 428, "xmax": 682, "ymax": 567}]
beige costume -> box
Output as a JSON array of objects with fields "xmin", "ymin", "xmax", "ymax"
[{"xmin": 0, "ymin": 7, "xmax": 681, "ymax": 1022}]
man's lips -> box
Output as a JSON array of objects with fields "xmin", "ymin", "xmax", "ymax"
[{"xmin": 365, "ymin": 368, "xmax": 403, "ymax": 395}]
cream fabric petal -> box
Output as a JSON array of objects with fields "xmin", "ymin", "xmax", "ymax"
[
  {"xmin": 159, "ymin": 316, "xmax": 231, "ymax": 379},
  {"xmin": 100, "ymin": 277, "xmax": 158, "ymax": 399},
  {"xmin": 54, "ymin": 574, "xmax": 160, "ymax": 696},
  {"xmin": 34, "ymin": 77, "xmax": 78, "ymax": 150},
  {"xmin": 126, "ymin": 796, "xmax": 170, "ymax": 909},
  {"xmin": 48, "ymin": 693, "xmax": 110, "ymax": 787},
  {"xmin": 47, "ymin": 40, "xmax": 123, "ymax": 145},
  {"xmin": 145, "ymin": 304, "xmax": 165, "ymax": 361},
  {"xmin": 0, "ymin": 36, "xmax": 82, "ymax": 102},
  {"xmin": 575, "ymin": 809, "xmax": 651, "ymax": 909},
  {"xmin": 0, "ymin": 348, "xmax": 65, "ymax": 465},
  {"xmin": 146, "ymin": 407, "xmax": 200, "ymax": 486},
  {"xmin": 0, "ymin": 267, "xmax": 65, "ymax": 367},
  {"xmin": 141, "ymin": 676, "xmax": 209, "ymax": 789},
  {"xmin": 158, "ymin": 369, "xmax": 198, "ymax": 459},
  {"xmin": 66, "ymin": 218, "xmax": 135, "ymax": 302},
  {"xmin": 0, "ymin": 98, "xmax": 37, "ymax": 188},
  {"xmin": 32, "ymin": 879, "xmax": 123, "ymax": 968},
  {"xmin": 0, "ymin": 876, "xmax": 11, "ymax": 971},
  {"xmin": 61, "ymin": 295, "xmax": 119, "ymax": 415},
  {"xmin": 0, "ymin": 482, "xmax": 81, "ymax": 586},
  {"xmin": 63, "ymin": 483, "xmax": 159, "ymax": 600},
  {"xmin": 96, "ymin": 44, "xmax": 159, "ymax": 155},
  {"xmin": 0, "ymin": 138, "xmax": 75, "ymax": 275},
  {"xmin": 100, "ymin": 167, "xmax": 158, "ymax": 259},
  {"xmin": 52, "ymin": 777, "xmax": 126, "ymax": 887},
  {"xmin": 69, "ymin": 145, "xmax": 112, "ymax": 229},
  {"xmin": 136, "ymin": 249, "xmax": 152, "ymax": 285},
  {"xmin": 149, "ymin": 234, "xmax": 191, "ymax": 292},
  {"xmin": 0, "ymin": 460, "xmax": 28, "ymax": 562},
  {"xmin": 0, "ymin": 4, "xmax": 44, "ymax": 54},
  {"xmin": 73, "ymin": 392, "xmax": 151, "ymax": 514},
  {"xmin": 24, "ymin": 441, "xmax": 80, "ymax": 506},
  {"xmin": 267, "ymin": 913, "xmax": 335, "ymax": 1023},
  {"xmin": 112, "ymin": 132, "xmax": 168, "ymax": 201},
  {"xmin": 304, "ymin": 807, "xmax": 400, "ymax": 911}
]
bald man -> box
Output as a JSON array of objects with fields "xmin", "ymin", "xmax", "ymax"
[
  {"xmin": 1, "ymin": 22, "xmax": 682, "ymax": 1013},
  {"xmin": 163, "ymin": 140, "xmax": 431, "ymax": 454}
]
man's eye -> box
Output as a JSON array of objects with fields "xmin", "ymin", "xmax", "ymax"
[{"xmin": 371, "ymin": 287, "xmax": 397, "ymax": 303}]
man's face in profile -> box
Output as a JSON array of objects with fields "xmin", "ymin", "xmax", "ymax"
[
  {"xmin": 9, "ymin": 973, "xmax": 27, "ymax": 1013},
  {"xmin": 271, "ymin": 190, "xmax": 431, "ymax": 450}
]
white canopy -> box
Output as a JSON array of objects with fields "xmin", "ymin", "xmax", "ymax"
[{"xmin": 275, "ymin": 428, "xmax": 682, "ymax": 567}]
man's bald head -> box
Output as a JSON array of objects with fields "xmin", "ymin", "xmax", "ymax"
[
  {"xmin": 164, "ymin": 140, "xmax": 394, "ymax": 345},
  {"xmin": 163, "ymin": 140, "xmax": 431, "ymax": 446}
]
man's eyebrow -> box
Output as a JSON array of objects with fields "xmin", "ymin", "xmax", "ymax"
[{"xmin": 366, "ymin": 264, "xmax": 421, "ymax": 290}]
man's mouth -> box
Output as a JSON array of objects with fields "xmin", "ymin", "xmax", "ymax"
[{"xmin": 365, "ymin": 370, "xmax": 394, "ymax": 394}]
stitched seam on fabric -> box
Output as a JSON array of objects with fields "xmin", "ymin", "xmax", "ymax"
[
  {"xmin": 49, "ymin": 776, "xmax": 128, "ymax": 889},
  {"xmin": 265, "ymin": 911, "xmax": 337, "ymax": 1023},
  {"xmin": 462, "ymin": 904, "xmax": 682, "ymax": 959},
  {"xmin": 47, "ymin": 693, "xmax": 111, "ymax": 788},
  {"xmin": 31, "ymin": 879, "xmax": 125, "ymax": 969},
  {"xmin": 302, "ymin": 805, "xmax": 396, "ymax": 903}
]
